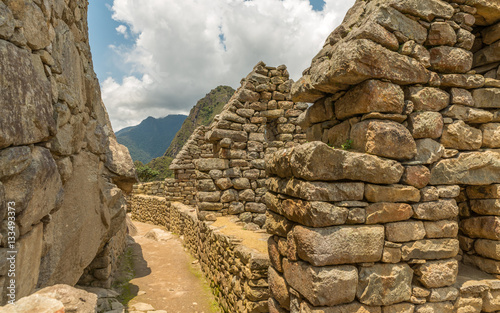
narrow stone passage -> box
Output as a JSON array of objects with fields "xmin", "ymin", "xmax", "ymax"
[{"xmin": 124, "ymin": 220, "xmax": 220, "ymax": 313}]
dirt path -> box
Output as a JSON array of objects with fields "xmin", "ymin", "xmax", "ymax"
[{"xmin": 121, "ymin": 220, "xmax": 220, "ymax": 313}]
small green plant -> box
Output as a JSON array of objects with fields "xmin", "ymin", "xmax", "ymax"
[{"xmin": 341, "ymin": 139, "xmax": 353, "ymax": 150}]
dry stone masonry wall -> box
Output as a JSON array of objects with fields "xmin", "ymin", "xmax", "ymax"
[
  {"xmin": 266, "ymin": 0, "xmax": 500, "ymax": 312},
  {"xmin": 0, "ymin": 0, "xmax": 136, "ymax": 303},
  {"xmin": 129, "ymin": 195, "xmax": 270, "ymax": 313},
  {"xmin": 152, "ymin": 62, "xmax": 308, "ymax": 229}
]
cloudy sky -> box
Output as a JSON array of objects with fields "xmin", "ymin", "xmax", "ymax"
[{"xmin": 88, "ymin": 0, "xmax": 356, "ymax": 131}]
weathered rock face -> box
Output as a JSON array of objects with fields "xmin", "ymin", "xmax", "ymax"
[{"xmin": 0, "ymin": 0, "xmax": 136, "ymax": 304}]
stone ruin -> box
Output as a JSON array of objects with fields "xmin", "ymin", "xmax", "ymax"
[
  {"xmin": 3, "ymin": 0, "xmax": 500, "ymax": 311},
  {"xmin": 135, "ymin": 61, "xmax": 308, "ymax": 229},
  {"xmin": 0, "ymin": 0, "xmax": 136, "ymax": 306},
  {"xmin": 132, "ymin": 0, "xmax": 500, "ymax": 312},
  {"xmin": 266, "ymin": 0, "xmax": 500, "ymax": 312}
]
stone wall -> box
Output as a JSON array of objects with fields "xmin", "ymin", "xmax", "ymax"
[
  {"xmin": 133, "ymin": 181, "xmax": 165, "ymax": 197},
  {"xmin": 0, "ymin": 0, "xmax": 136, "ymax": 304},
  {"xmin": 266, "ymin": 0, "xmax": 500, "ymax": 312},
  {"xmin": 166, "ymin": 62, "xmax": 307, "ymax": 229},
  {"xmin": 129, "ymin": 195, "xmax": 270, "ymax": 313}
]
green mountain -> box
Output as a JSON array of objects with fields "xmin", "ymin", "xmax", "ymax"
[
  {"xmin": 163, "ymin": 85, "xmax": 235, "ymax": 158},
  {"xmin": 116, "ymin": 114, "xmax": 187, "ymax": 163}
]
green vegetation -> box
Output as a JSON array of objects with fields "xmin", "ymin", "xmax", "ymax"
[
  {"xmin": 112, "ymin": 246, "xmax": 136, "ymax": 306},
  {"xmin": 145, "ymin": 156, "xmax": 174, "ymax": 181},
  {"xmin": 341, "ymin": 139, "xmax": 353, "ymax": 150},
  {"xmin": 186, "ymin": 256, "xmax": 221, "ymax": 313},
  {"xmin": 133, "ymin": 158, "xmax": 174, "ymax": 182},
  {"xmin": 164, "ymin": 86, "xmax": 235, "ymax": 158},
  {"xmin": 116, "ymin": 114, "xmax": 187, "ymax": 164}
]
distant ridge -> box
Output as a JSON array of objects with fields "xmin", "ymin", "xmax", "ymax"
[
  {"xmin": 164, "ymin": 85, "xmax": 235, "ymax": 158},
  {"xmin": 116, "ymin": 114, "xmax": 187, "ymax": 163}
]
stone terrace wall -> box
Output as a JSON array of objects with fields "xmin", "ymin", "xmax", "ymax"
[
  {"xmin": 129, "ymin": 195, "xmax": 270, "ymax": 313},
  {"xmin": 266, "ymin": 0, "xmax": 500, "ymax": 312},
  {"xmin": 0, "ymin": 0, "xmax": 136, "ymax": 303},
  {"xmin": 133, "ymin": 181, "xmax": 165, "ymax": 196}
]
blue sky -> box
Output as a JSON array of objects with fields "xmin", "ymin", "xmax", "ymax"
[{"xmin": 87, "ymin": 0, "xmax": 354, "ymax": 131}]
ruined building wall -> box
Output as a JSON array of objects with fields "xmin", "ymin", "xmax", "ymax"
[
  {"xmin": 0, "ymin": 0, "xmax": 136, "ymax": 302},
  {"xmin": 267, "ymin": 0, "xmax": 500, "ymax": 312},
  {"xmin": 160, "ymin": 62, "xmax": 307, "ymax": 229}
]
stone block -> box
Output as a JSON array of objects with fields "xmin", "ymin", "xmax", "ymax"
[
  {"xmin": 442, "ymin": 105, "xmax": 493, "ymax": 123},
  {"xmin": 401, "ymin": 239, "xmax": 459, "ymax": 261},
  {"xmin": 467, "ymin": 184, "xmax": 500, "ymax": 199},
  {"xmin": 365, "ymin": 203, "xmax": 413, "ymax": 224},
  {"xmin": 283, "ymin": 259, "xmax": 357, "ymax": 307},
  {"xmin": 474, "ymin": 41, "xmax": 500, "ymax": 68},
  {"xmin": 464, "ymin": 254, "xmax": 500, "ymax": 275},
  {"xmin": 0, "ymin": 40, "xmax": 54, "ymax": 148},
  {"xmin": 450, "ymin": 88, "xmax": 474, "ymax": 106},
  {"xmin": 293, "ymin": 225, "xmax": 384, "ymax": 266},
  {"xmin": 357, "ymin": 263, "xmax": 412, "ymax": 306},
  {"xmin": 480, "ymin": 123, "xmax": 500, "ymax": 148},
  {"xmin": 412, "ymin": 200, "xmax": 459, "ymax": 221},
  {"xmin": 401, "ymin": 166, "xmax": 430, "ymax": 189},
  {"xmin": 441, "ymin": 121, "xmax": 482, "ymax": 151},
  {"xmin": 382, "ymin": 303, "xmax": 415, "ymax": 313},
  {"xmin": 424, "ymin": 220, "xmax": 459, "ymax": 239},
  {"xmin": 415, "ymin": 259, "xmax": 458, "ymax": 288},
  {"xmin": 351, "ymin": 120, "xmax": 416, "ymax": 160},
  {"xmin": 335, "ymin": 80, "xmax": 404, "ymax": 120},
  {"xmin": 391, "ymin": 0, "xmax": 454, "ymax": 22},
  {"xmin": 426, "ymin": 22, "xmax": 456, "ymax": 46},
  {"xmin": 460, "ymin": 216, "xmax": 500, "ymax": 240},
  {"xmin": 470, "ymin": 199, "xmax": 500, "ymax": 216},
  {"xmin": 473, "ymin": 88, "xmax": 500, "ymax": 109},
  {"xmin": 385, "ymin": 221, "xmax": 426, "ymax": 242},
  {"xmin": 268, "ymin": 267, "xmax": 290, "ymax": 310},
  {"xmin": 300, "ymin": 301, "xmax": 382, "ymax": 313},
  {"xmin": 266, "ymin": 177, "xmax": 364, "ymax": 202},
  {"xmin": 272, "ymin": 142, "xmax": 404, "ymax": 184},
  {"xmin": 430, "ymin": 46, "xmax": 472, "ymax": 73},
  {"xmin": 430, "ymin": 151, "xmax": 500, "ymax": 185},
  {"xmin": 365, "ymin": 184, "xmax": 420, "ymax": 203},
  {"xmin": 16, "ymin": 223, "xmax": 44, "ymax": 298},
  {"xmin": 194, "ymin": 159, "xmax": 229, "ymax": 171},
  {"xmin": 414, "ymin": 302, "xmax": 453, "ymax": 313},
  {"xmin": 301, "ymin": 39, "xmax": 429, "ymax": 97},
  {"xmin": 408, "ymin": 112, "xmax": 443, "ymax": 139},
  {"xmin": 266, "ymin": 211, "xmax": 293, "ymax": 237},
  {"xmin": 280, "ymin": 198, "xmax": 348, "ymax": 228},
  {"xmin": 375, "ymin": 7, "xmax": 427, "ymax": 44},
  {"xmin": 406, "ymin": 87, "xmax": 449, "ymax": 112}
]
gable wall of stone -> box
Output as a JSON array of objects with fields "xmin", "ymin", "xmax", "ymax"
[{"xmin": 267, "ymin": 0, "xmax": 500, "ymax": 311}]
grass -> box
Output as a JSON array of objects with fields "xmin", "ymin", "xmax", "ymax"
[
  {"xmin": 112, "ymin": 246, "xmax": 136, "ymax": 306},
  {"xmin": 186, "ymin": 255, "xmax": 222, "ymax": 313}
]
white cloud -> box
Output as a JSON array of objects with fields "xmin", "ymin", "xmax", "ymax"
[
  {"xmin": 104, "ymin": 0, "xmax": 356, "ymax": 131},
  {"xmin": 115, "ymin": 24, "xmax": 128, "ymax": 38}
]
